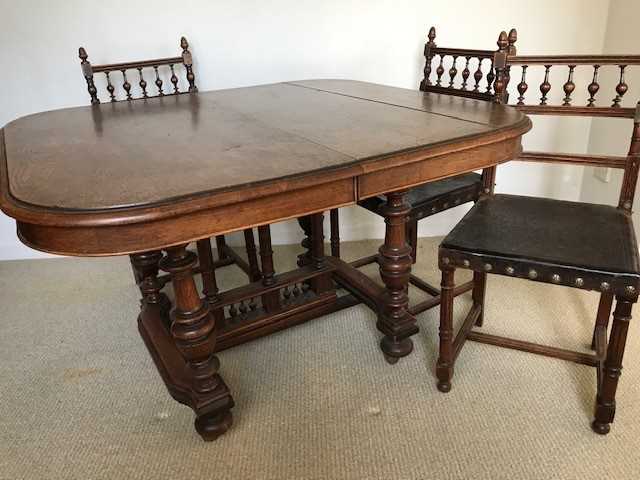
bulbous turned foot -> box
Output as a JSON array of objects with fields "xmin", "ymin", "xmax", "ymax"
[
  {"xmin": 195, "ymin": 410, "xmax": 233, "ymax": 441},
  {"xmin": 591, "ymin": 420, "xmax": 611, "ymax": 435},
  {"xmin": 380, "ymin": 337, "xmax": 413, "ymax": 364},
  {"xmin": 437, "ymin": 381, "xmax": 452, "ymax": 393}
]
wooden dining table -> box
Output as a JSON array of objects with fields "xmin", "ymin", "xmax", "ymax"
[{"xmin": 0, "ymin": 79, "xmax": 531, "ymax": 441}]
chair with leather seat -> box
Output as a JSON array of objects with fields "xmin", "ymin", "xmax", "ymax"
[
  {"xmin": 328, "ymin": 26, "xmax": 514, "ymax": 314},
  {"xmin": 435, "ymin": 31, "xmax": 640, "ymax": 435}
]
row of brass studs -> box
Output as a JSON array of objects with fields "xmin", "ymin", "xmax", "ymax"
[{"xmin": 441, "ymin": 256, "xmax": 636, "ymax": 296}]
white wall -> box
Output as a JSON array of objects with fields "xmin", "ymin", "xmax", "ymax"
[
  {"xmin": 580, "ymin": 0, "xmax": 640, "ymax": 236},
  {"xmin": 0, "ymin": 0, "xmax": 612, "ymax": 259}
]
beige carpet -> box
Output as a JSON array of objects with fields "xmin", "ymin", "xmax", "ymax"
[{"xmin": 1, "ymin": 237, "xmax": 639, "ymax": 480}]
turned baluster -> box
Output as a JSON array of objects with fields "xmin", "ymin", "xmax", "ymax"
[
  {"xmin": 587, "ymin": 65, "xmax": 601, "ymax": 107},
  {"xmin": 473, "ymin": 58, "xmax": 484, "ymax": 92},
  {"xmin": 420, "ymin": 26, "xmax": 437, "ymax": 90},
  {"xmin": 539, "ymin": 65, "xmax": 551, "ymax": 105},
  {"xmin": 137, "ymin": 67, "xmax": 148, "ymax": 98},
  {"xmin": 612, "ymin": 65, "xmax": 628, "ymax": 107},
  {"xmin": 517, "ymin": 65, "xmax": 528, "ymax": 105},
  {"xmin": 248, "ymin": 297, "xmax": 258, "ymax": 311},
  {"xmin": 562, "ymin": 65, "xmax": 576, "ymax": 106},
  {"xmin": 461, "ymin": 57, "xmax": 471, "ymax": 91},
  {"xmin": 104, "ymin": 72, "xmax": 116, "ymax": 102},
  {"xmin": 78, "ymin": 47, "xmax": 99, "ymax": 104},
  {"xmin": 309, "ymin": 212, "xmax": 332, "ymax": 294},
  {"xmin": 120, "ymin": 69, "xmax": 132, "ymax": 101},
  {"xmin": 130, "ymin": 251, "xmax": 170, "ymax": 315},
  {"xmin": 170, "ymin": 64, "xmax": 179, "ymax": 94},
  {"xmin": 154, "ymin": 66, "xmax": 164, "ymax": 96},
  {"xmin": 486, "ymin": 59, "xmax": 495, "ymax": 94},
  {"xmin": 435, "ymin": 55, "xmax": 445, "ymax": 87},
  {"xmin": 181, "ymin": 37, "xmax": 197, "ymax": 92},
  {"xmin": 448, "ymin": 55, "xmax": 458, "ymax": 88},
  {"xmin": 196, "ymin": 239, "xmax": 225, "ymax": 326}
]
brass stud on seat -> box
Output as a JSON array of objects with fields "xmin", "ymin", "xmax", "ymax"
[
  {"xmin": 600, "ymin": 282, "xmax": 611, "ymax": 291},
  {"xmin": 551, "ymin": 274, "xmax": 561, "ymax": 283},
  {"xmin": 528, "ymin": 269, "xmax": 538, "ymax": 279},
  {"xmin": 575, "ymin": 278, "xmax": 584, "ymax": 287},
  {"xmin": 484, "ymin": 263, "xmax": 492, "ymax": 271},
  {"xmin": 442, "ymin": 257, "xmax": 450, "ymax": 265},
  {"xmin": 505, "ymin": 266, "xmax": 515, "ymax": 275},
  {"xmin": 625, "ymin": 285, "xmax": 636, "ymax": 295},
  {"xmin": 462, "ymin": 259, "xmax": 470, "ymax": 267}
]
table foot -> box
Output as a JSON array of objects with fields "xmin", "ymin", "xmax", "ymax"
[{"xmin": 195, "ymin": 410, "xmax": 233, "ymax": 441}]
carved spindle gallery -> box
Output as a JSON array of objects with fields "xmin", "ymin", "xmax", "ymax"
[
  {"xmin": 539, "ymin": 65, "xmax": 551, "ymax": 105},
  {"xmin": 588, "ymin": 65, "xmax": 601, "ymax": 107},
  {"xmin": 517, "ymin": 65, "xmax": 528, "ymax": 105},
  {"xmin": 448, "ymin": 55, "xmax": 458, "ymax": 88},
  {"xmin": 562, "ymin": 65, "xmax": 576, "ymax": 106},
  {"xmin": 137, "ymin": 67, "xmax": 148, "ymax": 98},
  {"xmin": 154, "ymin": 66, "xmax": 164, "ymax": 96},
  {"xmin": 612, "ymin": 65, "xmax": 628, "ymax": 107}
]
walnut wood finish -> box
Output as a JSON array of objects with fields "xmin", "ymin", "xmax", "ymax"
[
  {"xmin": 0, "ymin": 80, "xmax": 530, "ymax": 440},
  {"xmin": 436, "ymin": 31, "xmax": 640, "ymax": 434}
]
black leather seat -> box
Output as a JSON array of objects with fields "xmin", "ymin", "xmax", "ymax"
[
  {"xmin": 359, "ymin": 172, "xmax": 482, "ymax": 223},
  {"xmin": 441, "ymin": 194, "xmax": 640, "ymax": 285}
]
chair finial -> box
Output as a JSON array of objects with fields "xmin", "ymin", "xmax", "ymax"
[
  {"xmin": 497, "ymin": 31, "xmax": 508, "ymax": 51},
  {"xmin": 428, "ymin": 26, "xmax": 436, "ymax": 43},
  {"xmin": 78, "ymin": 47, "xmax": 88, "ymax": 62},
  {"xmin": 180, "ymin": 36, "xmax": 189, "ymax": 52},
  {"xmin": 507, "ymin": 29, "xmax": 517, "ymax": 55}
]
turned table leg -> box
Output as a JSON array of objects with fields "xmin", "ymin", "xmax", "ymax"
[
  {"xmin": 160, "ymin": 245, "xmax": 234, "ymax": 441},
  {"xmin": 377, "ymin": 190, "xmax": 418, "ymax": 363},
  {"xmin": 592, "ymin": 295, "xmax": 634, "ymax": 434}
]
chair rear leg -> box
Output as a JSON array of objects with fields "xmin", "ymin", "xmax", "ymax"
[
  {"xmin": 437, "ymin": 266, "xmax": 455, "ymax": 392},
  {"xmin": 215, "ymin": 235, "xmax": 228, "ymax": 261},
  {"xmin": 592, "ymin": 296, "xmax": 635, "ymax": 434},
  {"xmin": 472, "ymin": 271, "xmax": 487, "ymax": 327},
  {"xmin": 243, "ymin": 229, "xmax": 262, "ymax": 282},
  {"xmin": 591, "ymin": 292, "xmax": 613, "ymax": 349},
  {"xmin": 329, "ymin": 209, "xmax": 340, "ymax": 258}
]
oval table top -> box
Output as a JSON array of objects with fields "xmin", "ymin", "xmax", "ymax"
[{"xmin": 0, "ymin": 79, "xmax": 531, "ymax": 255}]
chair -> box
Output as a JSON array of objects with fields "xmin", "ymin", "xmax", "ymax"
[
  {"xmin": 78, "ymin": 37, "xmax": 265, "ymax": 290},
  {"xmin": 328, "ymin": 27, "xmax": 511, "ymax": 314},
  {"xmin": 436, "ymin": 30, "xmax": 640, "ymax": 435}
]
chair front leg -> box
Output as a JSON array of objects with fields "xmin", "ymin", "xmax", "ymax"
[
  {"xmin": 591, "ymin": 292, "xmax": 613, "ymax": 349},
  {"xmin": 592, "ymin": 295, "xmax": 634, "ymax": 434},
  {"xmin": 472, "ymin": 271, "xmax": 487, "ymax": 327},
  {"xmin": 436, "ymin": 266, "xmax": 455, "ymax": 392}
]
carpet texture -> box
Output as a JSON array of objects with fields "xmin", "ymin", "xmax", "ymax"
[{"xmin": 1, "ymin": 237, "xmax": 639, "ymax": 480}]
